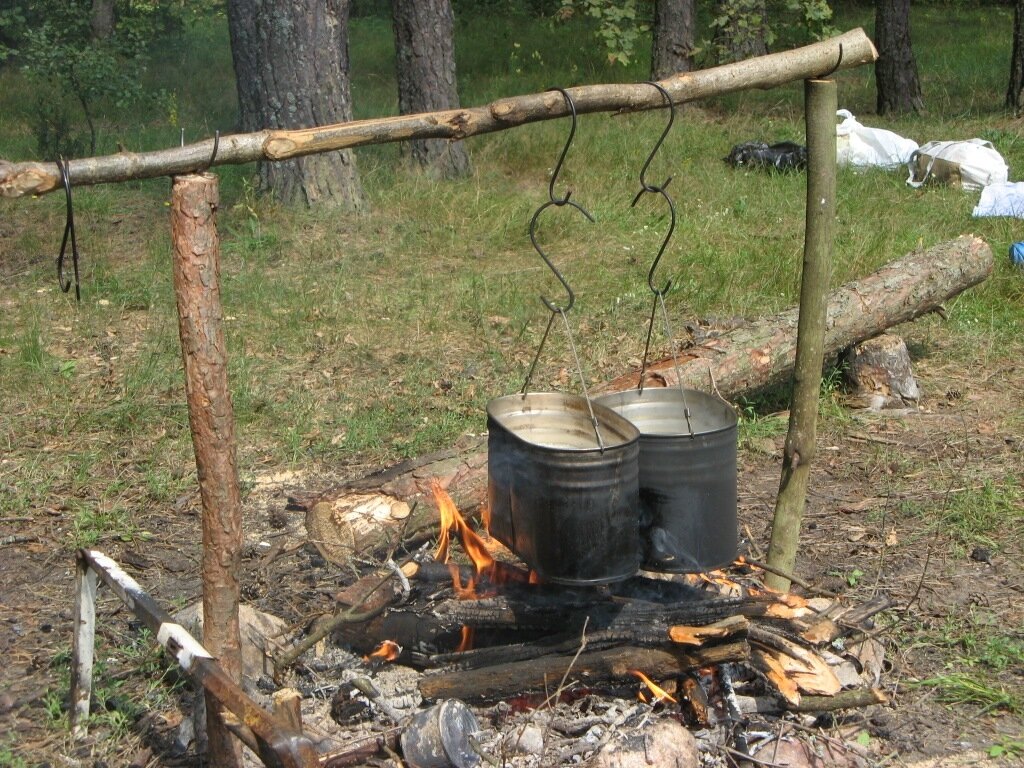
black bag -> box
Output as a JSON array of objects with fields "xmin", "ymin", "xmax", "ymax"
[{"xmin": 724, "ymin": 141, "xmax": 807, "ymax": 172}]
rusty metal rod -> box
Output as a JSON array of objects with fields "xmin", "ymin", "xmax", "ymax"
[{"xmin": 74, "ymin": 549, "xmax": 320, "ymax": 768}]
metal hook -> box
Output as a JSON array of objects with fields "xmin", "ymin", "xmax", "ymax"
[
  {"xmin": 821, "ymin": 43, "xmax": 844, "ymax": 79},
  {"xmin": 529, "ymin": 199, "xmax": 594, "ymax": 314},
  {"xmin": 630, "ymin": 82, "xmax": 676, "ymax": 296},
  {"xmin": 630, "ymin": 82, "xmax": 675, "ymax": 200},
  {"xmin": 530, "ymin": 88, "xmax": 595, "ymax": 314},
  {"xmin": 546, "ymin": 87, "xmax": 580, "ymax": 206},
  {"xmin": 56, "ymin": 157, "xmax": 81, "ymax": 302},
  {"xmin": 199, "ymin": 130, "xmax": 220, "ymax": 173}
]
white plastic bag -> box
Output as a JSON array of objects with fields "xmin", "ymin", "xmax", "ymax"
[
  {"xmin": 972, "ymin": 182, "xmax": 1024, "ymax": 218},
  {"xmin": 907, "ymin": 139, "xmax": 1009, "ymax": 191},
  {"xmin": 836, "ymin": 109, "xmax": 919, "ymax": 170}
]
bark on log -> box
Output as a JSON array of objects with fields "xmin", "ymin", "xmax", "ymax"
[
  {"xmin": 598, "ymin": 234, "xmax": 992, "ymax": 395},
  {"xmin": 293, "ymin": 235, "xmax": 992, "ymax": 556},
  {"xmin": 0, "ymin": 29, "xmax": 876, "ymax": 198},
  {"xmin": 170, "ymin": 173, "xmax": 244, "ymax": 768},
  {"xmin": 418, "ymin": 641, "xmax": 748, "ymax": 702}
]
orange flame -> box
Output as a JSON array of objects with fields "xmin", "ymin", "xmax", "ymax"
[
  {"xmin": 480, "ymin": 504, "xmax": 492, "ymax": 536},
  {"xmin": 456, "ymin": 625, "xmax": 475, "ymax": 653},
  {"xmin": 432, "ymin": 480, "xmax": 494, "ymax": 574},
  {"xmin": 629, "ymin": 670, "xmax": 678, "ymax": 704},
  {"xmin": 431, "ymin": 480, "xmax": 532, "ymax": 597},
  {"xmin": 363, "ymin": 639, "xmax": 401, "ymax": 663}
]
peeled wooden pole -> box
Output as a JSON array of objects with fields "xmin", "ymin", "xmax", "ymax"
[
  {"xmin": 170, "ymin": 173, "xmax": 243, "ymax": 768},
  {"xmin": 0, "ymin": 28, "xmax": 876, "ymax": 199},
  {"xmin": 765, "ymin": 79, "xmax": 837, "ymax": 592}
]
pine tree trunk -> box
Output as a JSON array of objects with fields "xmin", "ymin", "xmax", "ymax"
[
  {"xmin": 170, "ymin": 173, "xmax": 244, "ymax": 768},
  {"xmin": 874, "ymin": 0, "xmax": 925, "ymax": 115},
  {"xmin": 651, "ymin": 0, "xmax": 695, "ymax": 79},
  {"xmin": 226, "ymin": 0, "xmax": 366, "ymax": 209},
  {"xmin": 90, "ymin": 0, "xmax": 115, "ymax": 40},
  {"xmin": 391, "ymin": 0, "xmax": 471, "ymax": 179},
  {"xmin": 1008, "ymin": 0, "xmax": 1024, "ymax": 111},
  {"xmin": 712, "ymin": 0, "xmax": 769, "ymax": 63}
]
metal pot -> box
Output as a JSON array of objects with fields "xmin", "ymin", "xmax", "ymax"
[
  {"xmin": 486, "ymin": 392, "xmax": 641, "ymax": 586},
  {"xmin": 594, "ymin": 388, "xmax": 737, "ymax": 573}
]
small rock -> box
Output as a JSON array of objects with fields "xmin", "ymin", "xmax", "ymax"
[
  {"xmin": 970, "ymin": 546, "xmax": 992, "ymax": 564},
  {"xmin": 589, "ymin": 718, "xmax": 699, "ymax": 768},
  {"xmin": 504, "ymin": 724, "xmax": 545, "ymax": 755}
]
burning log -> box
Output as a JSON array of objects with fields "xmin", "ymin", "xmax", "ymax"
[{"xmin": 418, "ymin": 641, "xmax": 749, "ymax": 702}]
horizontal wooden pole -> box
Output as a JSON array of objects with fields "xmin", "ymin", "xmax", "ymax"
[{"xmin": 0, "ymin": 28, "xmax": 876, "ymax": 199}]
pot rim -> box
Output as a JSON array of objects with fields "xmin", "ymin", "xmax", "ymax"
[{"xmin": 487, "ymin": 391, "xmax": 640, "ymax": 453}]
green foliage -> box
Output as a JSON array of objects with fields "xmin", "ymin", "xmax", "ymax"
[
  {"xmin": 558, "ymin": 0, "xmax": 648, "ymax": 66},
  {"xmin": 1, "ymin": 0, "xmax": 223, "ymax": 159},
  {"xmin": 706, "ymin": 0, "xmax": 836, "ymax": 63}
]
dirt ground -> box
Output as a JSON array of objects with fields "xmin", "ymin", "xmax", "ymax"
[{"xmin": 1, "ymin": 322, "xmax": 1022, "ymax": 767}]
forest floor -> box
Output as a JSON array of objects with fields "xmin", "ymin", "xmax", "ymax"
[{"xmin": 1, "ymin": 314, "xmax": 1022, "ymax": 767}]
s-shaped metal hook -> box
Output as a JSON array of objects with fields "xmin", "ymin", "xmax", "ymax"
[
  {"xmin": 630, "ymin": 81, "xmax": 676, "ymax": 297},
  {"xmin": 530, "ymin": 87, "xmax": 595, "ymax": 314}
]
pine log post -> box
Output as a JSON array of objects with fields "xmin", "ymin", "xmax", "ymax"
[
  {"xmin": 170, "ymin": 172, "xmax": 243, "ymax": 768},
  {"xmin": 765, "ymin": 79, "xmax": 837, "ymax": 592}
]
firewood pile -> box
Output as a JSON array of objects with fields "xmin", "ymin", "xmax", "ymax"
[{"xmin": 243, "ymin": 481, "xmax": 891, "ymax": 768}]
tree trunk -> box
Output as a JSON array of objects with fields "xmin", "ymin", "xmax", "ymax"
[
  {"xmin": 90, "ymin": 0, "xmax": 115, "ymax": 40},
  {"xmin": 391, "ymin": 0, "xmax": 471, "ymax": 179},
  {"xmin": 1008, "ymin": 0, "xmax": 1024, "ymax": 111},
  {"xmin": 712, "ymin": 0, "xmax": 769, "ymax": 63},
  {"xmin": 874, "ymin": 0, "xmax": 925, "ymax": 115},
  {"xmin": 651, "ymin": 0, "xmax": 695, "ymax": 79},
  {"xmin": 226, "ymin": 0, "xmax": 366, "ymax": 210}
]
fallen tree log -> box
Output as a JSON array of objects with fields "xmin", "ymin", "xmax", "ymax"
[
  {"xmin": 597, "ymin": 234, "xmax": 992, "ymax": 395},
  {"xmin": 293, "ymin": 235, "xmax": 992, "ymax": 563},
  {"xmin": 0, "ymin": 29, "xmax": 875, "ymax": 199}
]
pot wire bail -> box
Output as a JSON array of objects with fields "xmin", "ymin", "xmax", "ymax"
[
  {"xmin": 631, "ymin": 81, "xmax": 694, "ymax": 437},
  {"xmin": 520, "ymin": 87, "xmax": 604, "ymax": 451}
]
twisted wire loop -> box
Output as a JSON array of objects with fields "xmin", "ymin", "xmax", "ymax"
[{"xmin": 57, "ymin": 157, "xmax": 81, "ymax": 302}]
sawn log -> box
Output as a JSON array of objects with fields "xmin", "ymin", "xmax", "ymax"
[{"xmin": 294, "ymin": 235, "xmax": 992, "ymax": 563}]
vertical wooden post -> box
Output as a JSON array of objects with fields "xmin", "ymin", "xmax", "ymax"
[
  {"xmin": 70, "ymin": 550, "xmax": 97, "ymax": 740},
  {"xmin": 765, "ymin": 79, "xmax": 837, "ymax": 592},
  {"xmin": 170, "ymin": 172, "xmax": 243, "ymax": 767}
]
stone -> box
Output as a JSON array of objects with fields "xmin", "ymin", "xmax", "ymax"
[{"xmin": 589, "ymin": 718, "xmax": 699, "ymax": 768}]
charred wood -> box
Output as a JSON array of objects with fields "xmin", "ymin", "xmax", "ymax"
[{"xmin": 418, "ymin": 641, "xmax": 749, "ymax": 702}]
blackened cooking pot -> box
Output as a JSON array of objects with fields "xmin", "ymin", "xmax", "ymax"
[
  {"xmin": 486, "ymin": 392, "xmax": 641, "ymax": 586},
  {"xmin": 594, "ymin": 388, "xmax": 737, "ymax": 573}
]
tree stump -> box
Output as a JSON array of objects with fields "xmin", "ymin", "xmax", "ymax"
[{"xmin": 842, "ymin": 333, "xmax": 920, "ymax": 410}]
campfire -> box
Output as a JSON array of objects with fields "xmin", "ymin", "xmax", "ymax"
[{"xmin": 255, "ymin": 481, "xmax": 890, "ymax": 768}]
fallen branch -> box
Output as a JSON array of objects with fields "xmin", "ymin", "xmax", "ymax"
[{"xmin": 0, "ymin": 29, "xmax": 876, "ymax": 198}]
